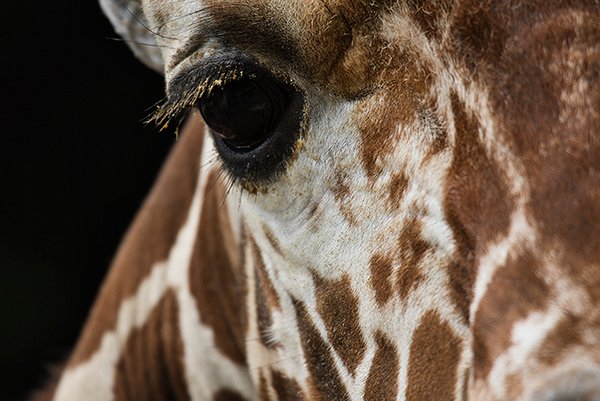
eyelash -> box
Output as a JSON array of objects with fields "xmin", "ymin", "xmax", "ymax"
[{"xmin": 148, "ymin": 68, "xmax": 254, "ymax": 131}]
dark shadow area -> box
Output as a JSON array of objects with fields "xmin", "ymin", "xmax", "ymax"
[{"xmin": 1, "ymin": 2, "xmax": 173, "ymax": 400}]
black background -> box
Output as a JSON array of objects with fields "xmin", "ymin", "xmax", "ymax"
[{"xmin": 2, "ymin": 2, "xmax": 174, "ymax": 400}]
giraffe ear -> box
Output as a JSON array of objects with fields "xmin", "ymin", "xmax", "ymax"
[{"xmin": 99, "ymin": 0, "xmax": 165, "ymax": 74}]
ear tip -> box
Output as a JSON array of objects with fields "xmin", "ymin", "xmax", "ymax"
[{"xmin": 98, "ymin": 0, "xmax": 165, "ymax": 74}]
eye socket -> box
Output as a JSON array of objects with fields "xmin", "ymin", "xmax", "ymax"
[
  {"xmin": 197, "ymin": 75, "xmax": 291, "ymax": 151},
  {"xmin": 182, "ymin": 54, "xmax": 305, "ymax": 188}
]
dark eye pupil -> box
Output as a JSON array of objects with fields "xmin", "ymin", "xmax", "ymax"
[{"xmin": 198, "ymin": 76, "xmax": 289, "ymax": 151}]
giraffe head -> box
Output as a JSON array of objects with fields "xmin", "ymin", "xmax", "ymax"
[{"xmin": 101, "ymin": 0, "xmax": 600, "ymax": 400}]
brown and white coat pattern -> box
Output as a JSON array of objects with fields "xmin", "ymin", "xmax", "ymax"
[{"xmin": 35, "ymin": 1, "xmax": 600, "ymax": 401}]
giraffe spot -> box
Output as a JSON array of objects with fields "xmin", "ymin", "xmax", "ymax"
[
  {"xmin": 258, "ymin": 371, "xmax": 273, "ymax": 401},
  {"xmin": 354, "ymin": 48, "xmax": 434, "ymax": 180},
  {"xmin": 313, "ymin": 273, "xmax": 367, "ymax": 375},
  {"xmin": 271, "ymin": 369, "xmax": 305, "ymax": 401},
  {"xmin": 252, "ymin": 237, "xmax": 281, "ymax": 349},
  {"xmin": 68, "ymin": 116, "xmax": 204, "ymax": 367},
  {"xmin": 369, "ymin": 253, "xmax": 394, "ymax": 307},
  {"xmin": 330, "ymin": 170, "xmax": 356, "ymax": 225},
  {"xmin": 395, "ymin": 218, "xmax": 428, "ymax": 300},
  {"xmin": 446, "ymin": 260, "xmax": 473, "ymax": 324},
  {"xmin": 364, "ymin": 331, "xmax": 400, "ymax": 401},
  {"xmin": 537, "ymin": 312, "xmax": 584, "ymax": 366},
  {"xmin": 446, "ymin": 91, "xmax": 513, "ymax": 255},
  {"xmin": 406, "ymin": 311, "xmax": 462, "ymax": 401},
  {"xmin": 292, "ymin": 298, "xmax": 350, "ymax": 401},
  {"xmin": 490, "ymin": 10, "xmax": 600, "ymax": 271},
  {"xmin": 388, "ymin": 171, "xmax": 409, "ymax": 206},
  {"xmin": 213, "ymin": 389, "xmax": 249, "ymax": 401},
  {"xmin": 472, "ymin": 250, "xmax": 549, "ymax": 379},
  {"xmin": 447, "ymin": 2, "xmax": 507, "ymax": 72},
  {"xmin": 113, "ymin": 289, "xmax": 191, "ymax": 401},
  {"xmin": 444, "ymin": 91, "xmax": 513, "ymax": 321},
  {"xmin": 189, "ymin": 168, "xmax": 247, "ymax": 365}
]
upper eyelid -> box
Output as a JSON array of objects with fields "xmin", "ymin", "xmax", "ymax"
[{"xmin": 151, "ymin": 52, "xmax": 269, "ymax": 128}]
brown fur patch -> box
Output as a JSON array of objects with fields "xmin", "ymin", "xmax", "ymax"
[
  {"xmin": 388, "ymin": 172, "xmax": 409, "ymax": 206},
  {"xmin": 444, "ymin": 91, "xmax": 515, "ymax": 321},
  {"xmin": 252, "ymin": 237, "xmax": 281, "ymax": 349},
  {"xmin": 446, "ymin": 260, "xmax": 473, "ymax": 324},
  {"xmin": 489, "ymin": 8, "xmax": 600, "ymax": 272},
  {"xmin": 406, "ymin": 311, "xmax": 462, "ymax": 401},
  {"xmin": 354, "ymin": 49, "xmax": 434, "ymax": 179},
  {"xmin": 198, "ymin": 0, "xmax": 415, "ymax": 98},
  {"xmin": 364, "ymin": 331, "xmax": 400, "ymax": 401},
  {"xmin": 447, "ymin": 2, "xmax": 508, "ymax": 74},
  {"xmin": 292, "ymin": 298, "xmax": 350, "ymax": 400},
  {"xmin": 369, "ymin": 253, "xmax": 394, "ymax": 307},
  {"xmin": 258, "ymin": 372, "xmax": 272, "ymax": 401},
  {"xmin": 213, "ymin": 389, "xmax": 249, "ymax": 401},
  {"xmin": 313, "ymin": 273, "xmax": 367, "ymax": 375},
  {"xmin": 330, "ymin": 170, "xmax": 356, "ymax": 225},
  {"xmin": 113, "ymin": 289, "xmax": 191, "ymax": 401},
  {"xmin": 68, "ymin": 115, "xmax": 204, "ymax": 367},
  {"xmin": 537, "ymin": 312, "xmax": 584, "ymax": 365},
  {"xmin": 251, "ymin": 237, "xmax": 281, "ymax": 311},
  {"xmin": 472, "ymin": 250, "xmax": 549, "ymax": 379},
  {"xmin": 271, "ymin": 370, "xmax": 305, "ymax": 401},
  {"xmin": 318, "ymin": 0, "xmax": 400, "ymax": 96},
  {"xmin": 395, "ymin": 218, "xmax": 428, "ymax": 300},
  {"xmin": 189, "ymin": 168, "xmax": 246, "ymax": 365},
  {"xmin": 446, "ymin": 91, "xmax": 514, "ymax": 254},
  {"xmin": 406, "ymin": 0, "xmax": 452, "ymax": 40}
]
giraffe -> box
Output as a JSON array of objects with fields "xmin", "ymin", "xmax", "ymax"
[{"xmin": 32, "ymin": 0, "xmax": 600, "ymax": 400}]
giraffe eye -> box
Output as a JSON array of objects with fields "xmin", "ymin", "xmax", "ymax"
[
  {"xmin": 198, "ymin": 75, "xmax": 290, "ymax": 151},
  {"xmin": 187, "ymin": 55, "xmax": 305, "ymax": 186}
]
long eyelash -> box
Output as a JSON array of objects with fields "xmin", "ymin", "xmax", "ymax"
[
  {"xmin": 147, "ymin": 68, "xmax": 255, "ymax": 130},
  {"xmin": 147, "ymin": 84, "xmax": 207, "ymax": 131}
]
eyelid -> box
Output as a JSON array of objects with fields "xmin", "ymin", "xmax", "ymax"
[{"xmin": 150, "ymin": 52, "xmax": 263, "ymax": 129}]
